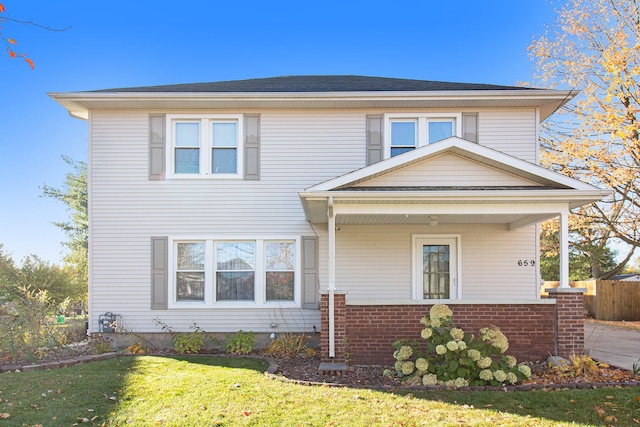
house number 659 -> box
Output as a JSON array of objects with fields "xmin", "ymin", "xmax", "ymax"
[{"xmin": 517, "ymin": 260, "xmax": 535, "ymax": 266}]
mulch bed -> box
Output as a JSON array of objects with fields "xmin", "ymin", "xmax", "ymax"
[
  {"xmin": 3, "ymin": 346, "xmax": 639, "ymax": 391},
  {"xmin": 268, "ymin": 354, "xmax": 640, "ymax": 390}
]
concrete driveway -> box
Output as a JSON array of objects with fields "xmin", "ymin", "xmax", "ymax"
[{"xmin": 584, "ymin": 322, "xmax": 640, "ymax": 371}]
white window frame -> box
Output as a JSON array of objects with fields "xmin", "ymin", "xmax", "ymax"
[
  {"xmin": 167, "ymin": 236, "xmax": 301, "ymax": 308},
  {"xmin": 384, "ymin": 113, "xmax": 462, "ymax": 158},
  {"xmin": 166, "ymin": 114, "xmax": 244, "ymax": 179},
  {"xmin": 411, "ymin": 234, "xmax": 462, "ymax": 300}
]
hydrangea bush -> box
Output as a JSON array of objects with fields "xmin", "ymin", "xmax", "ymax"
[{"xmin": 390, "ymin": 304, "xmax": 532, "ymax": 387}]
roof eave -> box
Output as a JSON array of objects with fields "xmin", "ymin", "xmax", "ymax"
[
  {"xmin": 48, "ymin": 89, "xmax": 578, "ymax": 120},
  {"xmin": 299, "ymin": 189, "xmax": 611, "ymax": 202}
]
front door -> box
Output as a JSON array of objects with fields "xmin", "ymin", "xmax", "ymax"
[{"xmin": 414, "ymin": 237, "xmax": 458, "ymax": 300}]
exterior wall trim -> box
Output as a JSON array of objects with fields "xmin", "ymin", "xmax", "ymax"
[{"xmin": 345, "ymin": 298, "xmax": 556, "ymax": 306}]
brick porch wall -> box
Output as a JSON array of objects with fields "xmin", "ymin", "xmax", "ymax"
[
  {"xmin": 548, "ymin": 288, "xmax": 586, "ymax": 357},
  {"xmin": 320, "ymin": 292, "xmax": 584, "ymax": 364}
]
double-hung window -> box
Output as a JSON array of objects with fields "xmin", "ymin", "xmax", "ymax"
[
  {"xmin": 265, "ymin": 242, "xmax": 295, "ymax": 301},
  {"xmin": 168, "ymin": 115, "xmax": 243, "ymax": 177},
  {"xmin": 216, "ymin": 241, "xmax": 255, "ymax": 301},
  {"xmin": 386, "ymin": 113, "xmax": 461, "ymax": 158},
  {"xmin": 169, "ymin": 238, "xmax": 299, "ymax": 307},
  {"xmin": 175, "ymin": 242, "xmax": 206, "ymax": 301}
]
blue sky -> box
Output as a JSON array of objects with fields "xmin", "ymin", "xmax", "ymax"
[{"xmin": 0, "ymin": 0, "xmax": 559, "ymax": 265}]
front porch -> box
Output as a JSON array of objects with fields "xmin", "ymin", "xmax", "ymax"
[{"xmin": 299, "ymin": 138, "xmax": 609, "ymax": 365}]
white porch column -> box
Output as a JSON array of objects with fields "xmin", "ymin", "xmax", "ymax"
[
  {"xmin": 327, "ymin": 196, "xmax": 336, "ymax": 358},
  {"xmin": 559, "ymin": 212, "xmax": 570, "ymax": 288}
]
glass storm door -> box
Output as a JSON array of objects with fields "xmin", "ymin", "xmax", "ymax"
[{"xmin": 415, "ymin": 237, "xmax": 458, "ymax": 299}]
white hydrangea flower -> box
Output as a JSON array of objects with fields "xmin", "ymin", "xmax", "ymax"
[
  {"xmin": 421, "ymin": 328, "xmax": 433, "ymax": 340},
  {"xmin": 493, "ymin": 370, "xmax": 507, "ymax": 383},
  {"xmin": 454, "ymin": 377, "xmax": 469, "ymax": 388},
  {"xmin": 446, "ymin": 341, "xmax": 458, "ymax": 352},
  {"xmin": 419, "ymin": 315, "xmax": 431, "ymax": 327},
  {"xmin": 479, "ymin": 369, "xmax": 493, "ymax": 381},
  {"xmin": 518, "ymin": 364, "xmax": 532, "ymax": 378},
  {"xmin": 467, "ymin": 349, "xmax": 481, "ymax": 361},
  {"xmin": 415, "ymin": 358, "xmax": 429, "ymax": 372},
  {"xmin": 430, "ymin": 304, "xmax": 453, "ymax": 325},
  {"xmin": 396, "ymin": 345, "xmax": 413, "ymax": 361},
  {"xmin": 506, "ymin": 372, "xmax": 518, "ymax": 384},
  {"xmin": 422, "ymin": 373, "xmax": 438, "ymax": 386},
  {"xmin": 477, "ymin": 356, "xmax": 492, "ymax": 369},
  {"xmin": 505, "ymin": 355, "xmax": 517, "ymax": 368},
  {"xmin": 435, "ymin": 345, "xmax": 447, "ymax": 355},
  {"xmin": 401, "ymin": 361, "xmax": 415, "ymax": 376},
  {"xmin": 394, "ymin": 360, "xmax": 403, "ymax": 373},
  {"xmin": 450, "ymin": 327, "xmax": 464, "ymax": 341},
  {"xmin": 457, "ymin": 341, "xmax": 467, "ymax": 351},
  {"xmin": 480, "ymin": 325, "xmax": 509, "ymax": 353}
]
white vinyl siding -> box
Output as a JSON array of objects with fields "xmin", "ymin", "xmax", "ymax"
[
  {"xmin": 317, "ymin": 224, "xmax": 538, "ymax": 301},
  {"xmin": 478, "ymin": 109, "xmax": 538, "ymax": 163},
  {"xmin": 87, "ymin": 110, "xmax": 365, "ymax": 333},
  {"xmin": 355, "ymin": 153, "xmax": 539, "ymax": 187},
  {"xmin": 87, "ymin": 108, "xmax": 541, "ymax": 334}
]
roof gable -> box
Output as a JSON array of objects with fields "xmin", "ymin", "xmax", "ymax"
[
  {"xmin": 352, "ymin": 152, "xmax": 541, "ymax": 188},
  {"xmin": 305, "ymin": 137, "xmax": 600, "ymax": 192}
]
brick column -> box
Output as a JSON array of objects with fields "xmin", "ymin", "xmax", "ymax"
[
  {"xmin": 547, "ymin": 288, "xmax": 586, "ymax": 358},
  {"xmin": 320, "ymin": 291, "xmax": 347, "ymax": 362}
]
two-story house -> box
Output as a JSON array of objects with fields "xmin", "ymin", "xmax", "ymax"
[{"xmin": 50, "ymin": 76, "xmax": 610, "ymax": 364}]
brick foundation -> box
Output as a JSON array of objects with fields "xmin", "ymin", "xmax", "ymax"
[{"xmin": 320, "ymin": 291, "xmax": 585, "ymax": 364}]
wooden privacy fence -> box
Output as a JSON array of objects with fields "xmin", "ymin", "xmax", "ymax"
[
  {"xmin": 594, "ymin": 280, "xmax": 640, "ymax": 321},
  {"xmin": 542, "ymin": 280, "xmax": 640, "ymax": 321}
]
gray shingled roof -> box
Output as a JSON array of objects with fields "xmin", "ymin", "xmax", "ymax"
[{"xmin": 91, "ymin": 75, "xmax": 536, "ymax": 93}]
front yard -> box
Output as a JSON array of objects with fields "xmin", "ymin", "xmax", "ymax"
[{"xmin": 1, "ymin": 356, "xmax": 639, "ymax": 426}]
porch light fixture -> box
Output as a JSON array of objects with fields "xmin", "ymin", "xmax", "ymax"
[{"xmin": 430, "ymin": 216, "xmax": 438, "ymax": 226}]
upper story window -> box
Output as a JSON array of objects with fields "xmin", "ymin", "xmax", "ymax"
[
  {"xmin": 386, "ymin": 113, "xmax": 461, "ymax": 158},
  {"xmin": 168, "ymin": 114, "xmax": 243, "ymax": 178}
]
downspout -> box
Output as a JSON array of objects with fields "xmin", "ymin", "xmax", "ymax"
[{"xmin": 328, "ymin": 196, "xmax": 336, "ymax": 358}]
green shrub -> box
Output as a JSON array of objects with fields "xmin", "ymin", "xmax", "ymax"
[
  {"xmin": 152, "ymin": 319, "xmax": 217, "ymax": 354},
  {"xmin": 390, "ymin": 304, "xmax": 531, "ymax": 387},
  {"xmin": 174, "ymin": 331, "xmax": 205, "ymax": 354},
  {"xmin": 225, "ymin": 330, "xmax": 255, "ymax": 355}
]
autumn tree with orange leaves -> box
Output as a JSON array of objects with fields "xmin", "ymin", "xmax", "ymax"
[
  {"xmin": 530, "ymin": 0, "xmax": 640, "ymax": 279},
  {"xmin": 0, "ymin": 2, "xmax": 69, "ymax": 69}
]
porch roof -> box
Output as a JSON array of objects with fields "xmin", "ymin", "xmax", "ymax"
[{"xmin": 298, "ymin": 138, "xmax": 611, "ymax": 230}]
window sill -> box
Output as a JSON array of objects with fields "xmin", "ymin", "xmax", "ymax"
[{"xmin": 168, "ymin": 301, "xmax": 300, "ymax": 309}]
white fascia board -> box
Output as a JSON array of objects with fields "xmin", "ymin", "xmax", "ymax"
[
  {"xmin": 48, "ymin": 89, "xmax": 578, "ymax": 121},
  {"xmin": 305, "ymin": 137, "xmax": 605, "ymax": 192},
  {"xmin": 299, "ymin": 189, "xmax": 611, "ymax": 204}
]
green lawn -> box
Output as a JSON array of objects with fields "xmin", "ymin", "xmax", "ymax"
[{"xmin": 0, "ymin": 356, "xmax": 638, "ymax": 426}]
